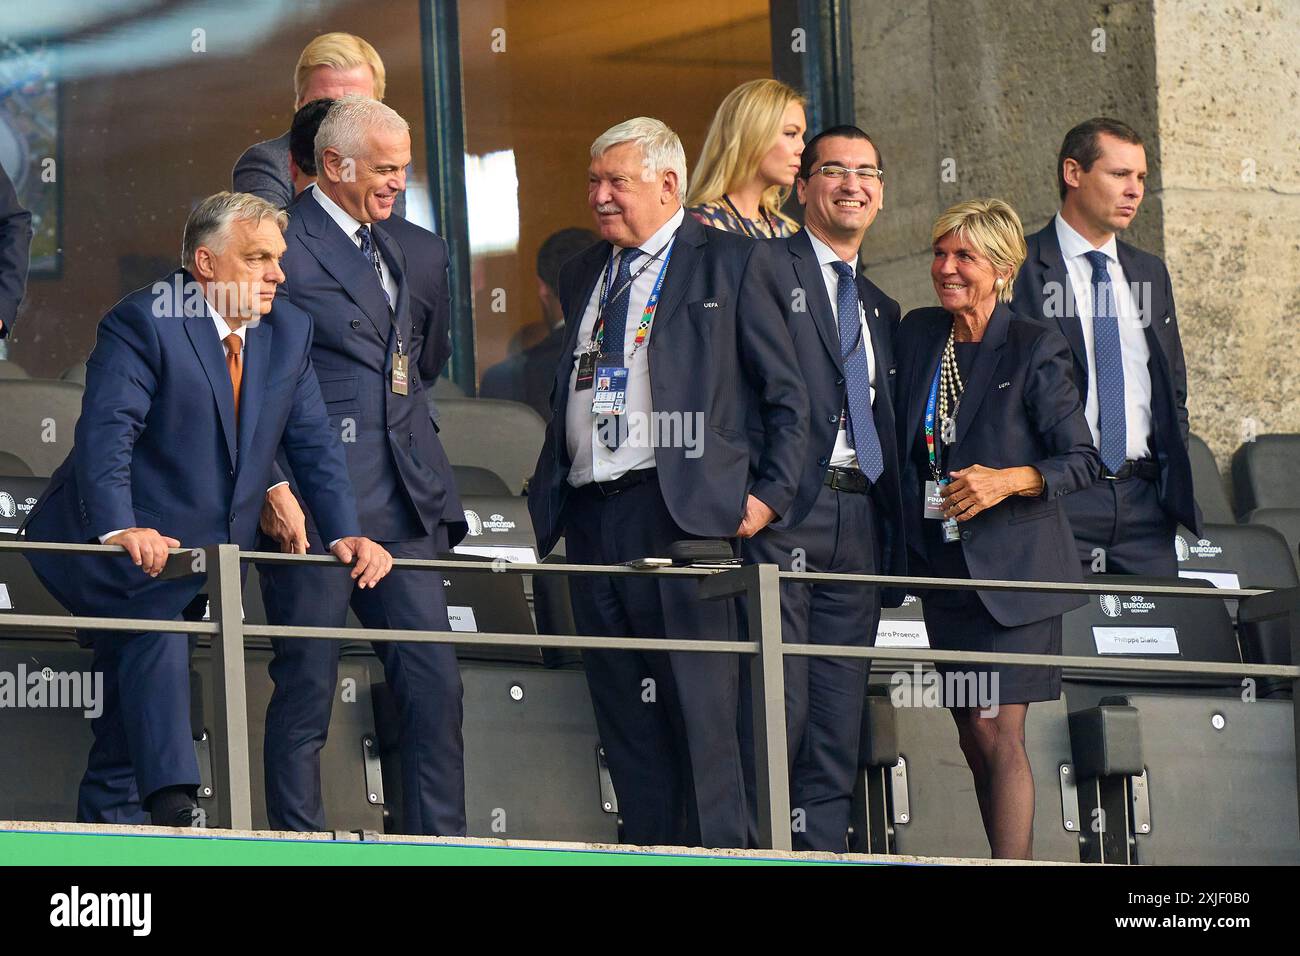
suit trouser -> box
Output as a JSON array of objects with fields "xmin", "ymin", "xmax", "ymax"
[
  {"xmin": 258, "ymin": 532, "xmax": 466, "ymax": 836},
  {"xmin": 564, "ymin": 473, "xmax": 748, "ymax": 849},
  {"xmin": 740, "ymin": 482, "xmax": 881, "ymax": 851},
  {"xmin": 78, "ymin": 619, "xmax": 202, "ymax": 824},
  {"xmin": 1064, "ymin": 476, "xmax": 1177, "ymax": 577}
]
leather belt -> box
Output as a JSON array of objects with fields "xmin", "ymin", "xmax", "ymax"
[
  {"xmin": 579, "ymin": 467, "xmax": 658, "ymax": 498},
  {"xmin": 823, "ymin": 466, "xmax": 870, "ymax": 495},
  {"xmin": 1102, "ymin": 459, "xmax": 1159, "ymax": 481}
]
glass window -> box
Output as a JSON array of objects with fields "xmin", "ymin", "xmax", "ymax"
[
  {"xmin": 0, "ymin": 3, "xmax": 433, "ymax": 376},
  {"xmin": 456, "ymin": 0, "xmax": 773, "ymax": 396}
]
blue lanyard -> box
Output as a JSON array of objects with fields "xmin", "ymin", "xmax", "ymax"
[
  {"xmin": 591, "ymin": 236, "xmax": 676, "ymax": 357},
  {"xmin": 923, "ymin": 359, "xmax": 944, "ymax": 482}
]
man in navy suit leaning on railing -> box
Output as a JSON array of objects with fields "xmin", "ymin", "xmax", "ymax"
[{"xmin": 21, "ymin": 192, "xmax": 392, "ymax": 827}]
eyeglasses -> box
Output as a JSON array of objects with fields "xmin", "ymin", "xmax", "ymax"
[{"xmin": 811, "ymin": 165, "xmax": 884, "ymax": 182}]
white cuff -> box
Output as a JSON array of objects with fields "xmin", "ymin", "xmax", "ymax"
[{"xmin": 98, "ymin": 529, "xmax": 129, "ymax": 544}]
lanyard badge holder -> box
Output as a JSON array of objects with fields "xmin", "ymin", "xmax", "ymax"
[
  {"xmin": 581, "ymin": 237, "xmax": 676, "ymax": 418},
  {"xmin": 923, "ymin": 355, "xmax": 962, "ymax": 544}
]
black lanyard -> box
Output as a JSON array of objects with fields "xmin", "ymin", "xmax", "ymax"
[{"xmin": 721, "ymin": 194, "xmax": 774, "ymax": 239}]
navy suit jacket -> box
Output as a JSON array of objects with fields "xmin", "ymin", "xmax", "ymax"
[
  {"xmin": 22, "ymin": 271, "xmax": 359, "ymax": 623},
  {"xmin": 895, "ymin": 305, "xmax": 1101, "ymax": 627},
  {"xmin": 275, "ymin": 190, "xmax": 464, "ymax": 544},
  {"xmin": 232, "ymin": 132, "xmax": 407, "ymax": 217},
  {"xmin": 765, "ymin": 228, "xmax": 905, "ymax": 584},
  {"xmin": 528, "ymin": 212, "xmax": 809, "ymax": 558},
  {"xmin": 0, "ymin": 162, "xmax": 33, "ymax": 335},
  {"xmin": 1012, "ymin": 221, "xmax": 1199, "ymax": 534}
]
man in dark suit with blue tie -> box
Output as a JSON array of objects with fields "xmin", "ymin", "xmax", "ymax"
[
  {"xmin": 742, "ymin": 126, "xmax": 904, "ymax": 852},
  {"xmin": 22, "ymin": 192, "xmax": 389, "ymax": 826},
  {"xmin": 528, "ymin": 117, "xmax": 808, "ymax": 848},
  {"xmin": 1013, "ymin": 118, "xmax": 1198, "ymax": 576},
  {"xmin": 0, "ymin": 161, "xmax": 32, "ymax": 341},
  {"xmin": 257, "ymin": 95, "xmax": 466, "ymax": 835}
]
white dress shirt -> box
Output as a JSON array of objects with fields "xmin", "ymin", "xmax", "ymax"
[
  {"xmin": 566, "ymin": 206, "xmax": 683, "ymax": 487},
  {"xmin": 313, "ymin": 184, "xmax": 398, "ymax": 307},
  {"xmin": 1055, "ymin": 213, "xmax": 1152, "ymax": 459},
  {"xmin": 805, "ymin": 230, "xmax": 877, "ymax": 469}
]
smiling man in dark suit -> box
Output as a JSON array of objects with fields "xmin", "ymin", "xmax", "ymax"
[
  {"xmin": 528, "ymin": 116, "xmax": 808, "ymax": 848},
  {"xmin": 742, "ymin": 125, "xmax": 904, "ymax": 852},
  {"xmin": 22, "ymin": 192, "xmax": 388, "ymax": 826},
  {"xmin": 1013, "ymin": 117, "xmax": 1198, "ymax": 576},
  {"xmin": 257, "ymin": 94, "xmax": 465, "ymax": 836}
]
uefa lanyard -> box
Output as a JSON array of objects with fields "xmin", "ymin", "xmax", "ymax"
[
  {"xmin": 923, "ymin": 360, "xmax": 945, "ymax": 483},
  {"xmin": 589, "ymin": 233, "xmax": 677, "ymax": 359}
]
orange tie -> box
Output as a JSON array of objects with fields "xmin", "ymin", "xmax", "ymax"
[{"xmin": 224, "ymin": 333, "xmax": 243, "ymax": 423}]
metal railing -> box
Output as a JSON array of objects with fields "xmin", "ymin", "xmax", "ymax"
[{"xmin": 2, "ymin": 537, "xmax": 1299, "ymax": 853}]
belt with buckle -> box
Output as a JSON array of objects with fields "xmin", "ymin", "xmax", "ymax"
[
  {"xmin": 1102, "ymin": 459, "xmax": 1159, "ymax": 481},
  {"xmin": 823, "ymin": 466, "xmax": 870, "ymax": 495},
  {"xmin": 581, "ymin": 467, "xmax": 658, "ymax": 498}
]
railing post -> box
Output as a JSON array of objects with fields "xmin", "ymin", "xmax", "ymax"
[
  {"xmin": 1287, "ymin": 586, "xmax": 1300, "ymax": 843},
  {"xmin": 206, "ymin": 544, "xmax": 252, "ymax": 830},
  {"xmin": 746, "ymin": 562, "xmax": 791, "ymax": 852}
]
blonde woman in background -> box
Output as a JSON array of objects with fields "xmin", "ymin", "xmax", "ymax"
[{"xmin": 686, "ymin": 78, "xmax": 806, "ymax": 239}]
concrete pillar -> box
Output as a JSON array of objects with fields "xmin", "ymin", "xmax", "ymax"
[{"xmin": 848, "ymin": 0, "xmax": 1299, "ymax": 469}]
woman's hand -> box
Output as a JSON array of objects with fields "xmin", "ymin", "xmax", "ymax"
[{"xmin": 941, "ymin": 465, "xmax": 1044, "ymax": 521}]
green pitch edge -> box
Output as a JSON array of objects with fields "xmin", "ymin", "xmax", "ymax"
[{"xmin": 0, "ymin": 830, "xmax": 854, "ymax": 866}]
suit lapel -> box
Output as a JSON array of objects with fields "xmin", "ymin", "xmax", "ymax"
[
  {"xmin": 954, "ymin": 304, "xmax": 1011, "ymax": 447},
  {"xmin": 373, "ymin": 224, "xmax": 410, "ymax": 350},
  {"xmin": 647, "ymin": 214, "xmax": 704, "ymax": 339},
  {"xmin": 1038, "ymin": 224, "xmax": 1087, "ymax": 384},
  {"xmin": 789, "ymin": 230, "xmax": 842, "ymax": 370},
  {"xmin": 235, "ymin": 318, "xmax": 272, "ymax": 475},
  {"xmin": 184, "ymin": 309, "xmax": 238, "ymax": 467},
  {"xmin": 905, "ymin": 315, "xmax": 949, "ymax": 450},
  {"xmin": 1116, "ymin": 239, "xmax": 1167, "ymax": 365},
  {"xmin": 298, "ymin": 192, "xmax": 393, "ymax": 344},
  {"xmin": 550, "ymin": 242, "xmax": 612, "ymax": 460}
]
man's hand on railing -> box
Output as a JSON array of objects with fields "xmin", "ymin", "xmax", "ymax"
[
  {"xmin": 103, "ymin": 528, "xmax": 182, "ymax": 577},
  {"xmin": 261, "ymin": 483, "xmax": 309, "ymax": 553},
  {"xmin": 330, "ymin": 536, "xmax": 393, "ymax": 589}
]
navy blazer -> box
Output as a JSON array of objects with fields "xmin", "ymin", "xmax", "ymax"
[
  {"xmin": 765, "ymin": 228, "xmax": 905, "ymax": 582},
  {"xmin": 1012, "ymin": 221, "xmax": 1199, "ymax": 534},
  {"xmin": 22, "ymin": 271, "xmax": 359, "ymax": 623},
  {"xmin": 528, "ymin": 212, "xmax": 809, "ymax": 558},
  {"xmin": 895, "ymin": 305, "xmax": 1100, "ymax": 628},
  {"xmin": 0, "ymin": 162, "xmax": 32, "ymax": 335},
  {"xmin": 275, "ymin": 190, "xmax": 463, "ymax": 544}
]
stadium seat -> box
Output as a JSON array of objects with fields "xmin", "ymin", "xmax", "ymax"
[
  {"xmin": 0, "ymin": 453, "xmax": 33, "ymax": 476},
  {"xmin": 1246, "ymin": 508, "xmax": 1300, "ymax": 576},
  {"xmin": 1232, "ymin": 434, "xmax": 1300, "ymax": 517},
  {"xmin": 441, "ymin": 554, "xmax": 545, "ymax": 665},
  {"xmin": 59, "ymin": 363, "xmax": 87, "ymax": 385},
  {"xmin": 0, "ymin": 359, "xmax": 29, "ymax": 379},
  {"xmin": 373, "ymin": 660, "xmax": 617, "ymax": 841},
  {"xmin": 1069, "ymin": 694, "xmax": 1300, "ymax": 864},
  {"xmin": 854, "ymin": 685, "xmax": 1083, "ymax": 861},
  {"xmin": 0, "ymin": 380, "xmax": 84, "ymax": 477},
  {"xmin": 0, "ymin": 474, "xmax": 45, "ymax": 531},
  {"xmin": 1188, "ymin": 433, "xmax": 1234, "ymax": 524},
  {"xmin": 433, "ymin": 397, "xmax": 546, "ymax": 494},
  {"xmin": 1171, "ymin": 523, "xmax": 1297, "ymax": 687},
  {"xmin": 1061, "ymin": 574, "xmax": 1241, "ymax": 712},
  {"xmin": 194, "ymin": 647, "xmax": 385, "ymax": 832},
  {"xmin": 431, "ymin": 375, "xmax": 465, "ymax": 398},
  {"xmin": 0, "ymin": 642, "xmax": 98, "ymax": 821},
  {"xmin": 455, "ymin": 495, "xmax": 538, "ymax": 564},
  {"xmin": 451, "ymin": 465, "xmax": 512, "ymax": 497}
]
